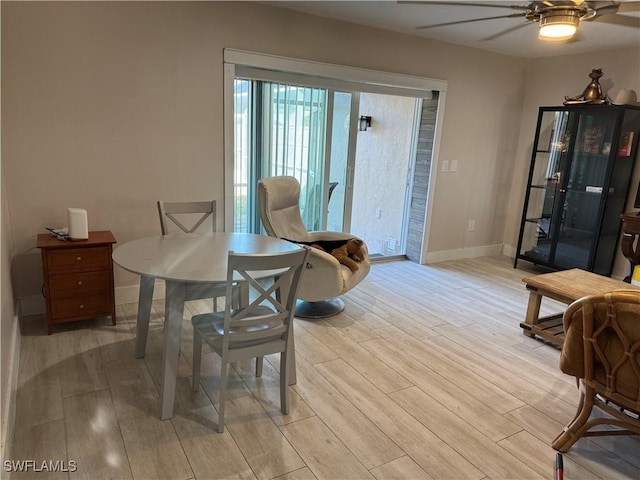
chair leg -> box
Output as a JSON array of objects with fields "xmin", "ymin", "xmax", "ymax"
[
  {"xmin": 192, "ymin": 332, "xmax": 202, "ymax": 393},
  {"xmin": 238, "ymin": 282, "xmax": 249, "ymax": 308},
  {"xmin": 256, "ymin": 357, "xmax": 263, "ymax": 377},
  {"xmin": 218, "ymin": 361, "xmax": 228, "ymax": 433},
  {"xmin": 552, "ymin": 389, "xmax": 593, "ymax": 452},
  {"xmin": 280, "ymin": 351, "xmax": 289, "ymax": 415}
]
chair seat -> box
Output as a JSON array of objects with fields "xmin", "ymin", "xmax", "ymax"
[{"xmin": 193, "ymin": 306, "xmax": 285, "ymax": 349}]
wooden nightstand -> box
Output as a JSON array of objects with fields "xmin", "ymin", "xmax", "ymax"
[{"xmin": 37, "ymin": 230, "xmax": 117, "ymax": 334}]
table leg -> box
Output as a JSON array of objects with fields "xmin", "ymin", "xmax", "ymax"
[
  {"xmin": 521, "ymin": 290, "xmax": 542, "ymax": 338},
  {"xmin": 135, "ymin": 275, "xmax": 155, "ymax": 359},
  {"xmin": 161, "ymin": 281, "xmax": 186, "ymax": 420},
  {"xmin": 278, "ymin": 276, "xmax": 296, "ymax": 386}
]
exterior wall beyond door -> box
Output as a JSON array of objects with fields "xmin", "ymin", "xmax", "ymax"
[{"xmin": 352, "ymin": 93, "xmax": 417, "ymax": 256}]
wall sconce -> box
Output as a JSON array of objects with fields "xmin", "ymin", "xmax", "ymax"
[{"xmin": 359, "ymin": 116, "xmax": 372, "ymax": 132}]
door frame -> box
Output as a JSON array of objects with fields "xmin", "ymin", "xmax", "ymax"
[{"xmin": 223, "ymin": 49, "xmax": 448, "ymax": 263}]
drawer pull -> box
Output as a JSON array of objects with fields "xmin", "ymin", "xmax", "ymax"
[
  {"xmin": 79, "ymin": 304, "xmax": 84, "ymax": 309},
  {"xmin": 78, "ymin": 281, "xmax": 83, "ymax": 286},
  {"xmin": 76, "ymin": 256, "xmax": 82, "ymax": 262}
]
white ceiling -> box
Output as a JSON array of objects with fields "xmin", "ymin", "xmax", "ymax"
[{"xmin": 267, "ymin": 1, "xmax": 640, "ymax": 58}]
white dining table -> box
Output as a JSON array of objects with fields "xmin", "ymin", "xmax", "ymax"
[{"xmin": 112, "ymin": 232, "xmax": 303, "ymax": 419}]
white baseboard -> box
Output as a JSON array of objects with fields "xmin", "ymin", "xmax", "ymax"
[
  {"xmin": 1, "ymin": 315, "xmax": 21, "ymax": 466},
  {"xmin": 425, "ymin": 244, "xmax": 503, "ymax": 263},
  {"xmin": 115, "ymin": 279, "xmax": 165, "ymax": 305},
  {"xmin": 501, "ymin": 244, "xmax": 517, "ymax": 259}
]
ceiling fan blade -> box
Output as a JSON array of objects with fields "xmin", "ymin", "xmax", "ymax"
[
  {"xmin": 398, "ymin": 1, "xmax": 532, "ymax": 11},
  {"xmin": 416, "ymin": 12, "xmax": 527, "ymax": 29},
  {"xmin": 481, "ymin": 21, "xmax": 531, "ymax": 41},
  {"xmin": 616, "ymin": 1, "xmax": 640, "ymax": 12},
  {"xmin": 590, "ymin": 14, "xmax": 640, "ymax": 27},
  {"xmin": 589, "ymin": 0, "xmax": 640, "ymax": 15}
]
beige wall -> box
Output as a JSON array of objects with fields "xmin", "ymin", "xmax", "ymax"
[{"xmin": 1, "ymin": 163, "xmax": 18, "ymax": 460}]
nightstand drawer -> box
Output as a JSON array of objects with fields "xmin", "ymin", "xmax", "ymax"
[
  {"xmin": 51, "ymin": 293, "xmax": 112, "ymax": 320},
  {"xmin": 48, "ymin": 271, "xmax": 111, "ymax": 297},
  {"xmin": 47, "ymin": 246, "xmax": 111, "ymax": 273}
]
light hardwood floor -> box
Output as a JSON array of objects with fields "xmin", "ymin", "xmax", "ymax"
[{"xmin": 8, "ymin": 256, "xmax": 640, "ymax": 480}]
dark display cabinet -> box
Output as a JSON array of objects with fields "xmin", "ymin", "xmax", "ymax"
[{"xmin": 515, "ymin": 104, "xmax": 640, "ymax": 275}]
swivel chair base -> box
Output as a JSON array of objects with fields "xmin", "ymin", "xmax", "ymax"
[{"xmin": 295, "ymin": 298, "xmax": 344, "ymax": 319}]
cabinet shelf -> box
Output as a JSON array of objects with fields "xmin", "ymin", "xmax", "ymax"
[
  {"xmin": 515, "ymin": 104, "xmax": 640, "ymax": 276},
  {"xmin": 565, "ymin": 188, "xmax": 603, "ymax": 194}
]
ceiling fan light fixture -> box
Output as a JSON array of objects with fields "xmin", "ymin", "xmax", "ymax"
[{"xmin": 538, "ymin": 9, "xmax": 580, "ymax": 40}]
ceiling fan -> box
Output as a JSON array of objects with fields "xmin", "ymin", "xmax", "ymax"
[{"xmin": 399, "ymin": 1, "xmax": 640, "ymax": 41}]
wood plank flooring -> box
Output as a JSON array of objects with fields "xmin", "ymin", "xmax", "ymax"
[{"xmin": 8, "ymin": 256, "xmax": 640, "ymax": 479}]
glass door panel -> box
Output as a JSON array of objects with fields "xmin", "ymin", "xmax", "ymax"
[
  {"xmin": 554, "ymin": 110, "xmax": 618, "ymax": 269},
  {"xmin": 519, "ymin": 110, "xmax": 570, "ymax": 264},
  {"xmin": 261, "ymin": 83, "xmax": 327, "ymax": 231},
  {"xmin": 326, "ymin": 91, "xmax": 354, "ymax": 232}
]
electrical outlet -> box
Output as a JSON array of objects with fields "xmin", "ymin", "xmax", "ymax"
[
  {"xmin": 468, "ymin": 220, "xmax": 475, "ymax": 231},
  {"xmin": 450, "ymin": 160, "xmax": 458, "ymax": 172},
  {"xmin": 441, "ymin": 160, "xmax": 449, "ymax": 172}
]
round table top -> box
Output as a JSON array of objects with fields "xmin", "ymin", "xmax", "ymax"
[{"xmin": 112, "ymin": 233, "xmax": 301, "ymax": 283}]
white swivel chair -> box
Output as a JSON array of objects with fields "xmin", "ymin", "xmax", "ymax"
[
  {"xmin": 257, "ymin": 176, "xmax": 370, "ymax": 318},
  {"xmin": 191, "ymin": 247, "xmax": 310, "ymax": 433}
]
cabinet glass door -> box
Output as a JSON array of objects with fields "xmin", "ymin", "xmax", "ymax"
[
  {"xmin": 518, "ymin": 110, "xmax": 571, "ymax": 265},
  {"xmin": 556, "ymin": 110, "xmax": 618, "ymax": 269}
]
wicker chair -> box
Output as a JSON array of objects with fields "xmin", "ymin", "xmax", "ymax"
[{"xmin": 552, "ymin": 290, "xmax": 640, "ymax": 452}]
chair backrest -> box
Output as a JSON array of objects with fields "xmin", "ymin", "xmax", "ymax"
[
  {"xmin": 258, "ymin": 177, "xmax": 310, "ymax": 241},
  {"xmin": 221, "ymin": 247, "xmax": 310, "ymax": 347},
  {"xmin": 157, "ymin": 200, "xmax": 216, "ymax": 234},
  {"xmin": 561, "ymin": 290, "xmax": 640, "ymax": 411}
]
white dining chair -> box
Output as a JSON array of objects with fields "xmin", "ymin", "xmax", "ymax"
[
  {"xmin": 134, "ymin": 200, "xmax": 240, "ymax": 354},
  {"xmin": 157, "ymin": 200, "xmax": 216, "ymax": 234},
  {"xmin": 156, "ymin": 200, "xmax": 237, "ymax": 312},
  {"xmin": 191, "ymin": 247, "xmax": 310, "ymax": 433}
]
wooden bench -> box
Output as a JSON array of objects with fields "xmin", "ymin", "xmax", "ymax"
[{"xmin": 520, "ymin": 268, "xmax": 638, "ymax": 345}]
